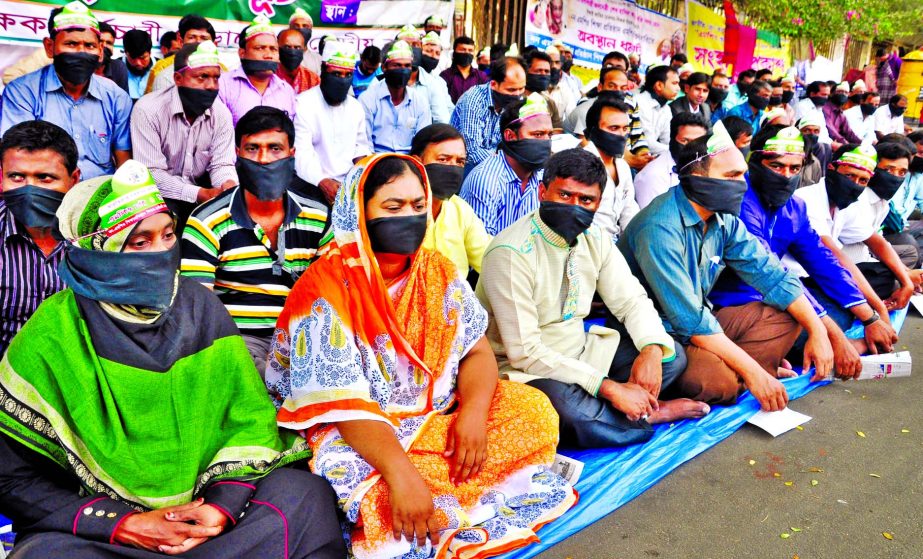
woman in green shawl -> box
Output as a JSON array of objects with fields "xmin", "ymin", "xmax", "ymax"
[{"xmin": 0, "ymin": 160, "xmax": 344, "ymax": 558}]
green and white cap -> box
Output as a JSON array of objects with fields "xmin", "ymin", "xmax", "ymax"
[
  {"xmin": 505, "ymin": 43, "xmax": 520, "ymax": 57},
  {"xmin": 797, "ymin": 112, "xmax": 825, "ymax": 130},
  {"xmin": 761, "ymin": 126, "xmax": 805, "ymax": 155},
  {"xmin": 759, "ymin": 107, "xmax": 788, "ymax": 127},
  {"xmin": 836, "ymin": 81, "xmax": 849, "ymax": 92},
  {"xmin": 835, "ymin": 144, "xmax": 878, "ymax": 174},
  {"xmin": 510, "ymin": 92, "xmax": 549, "ymax": 124},
  {"xmin": 181, "ymin": 40, "xmax": 220, "ymax": 70},
  {"xmin": 852, "ymin": 79, "xmax": 867, "ymax": 91},
  {"xmin": 396, "ymin": 24, "xmax": 422, "ymax": 41},
  {"xmin": 680, "ymin": 120, "xmax": 735, "ymax": 171},
  {"xmin": 422, "ymin": 31, "xmax": 441, "ymax": 46},
  {"xmin": 244, "ymin": 15, "xmax": 275, "ymax": 41},
  {"xmin": 290, "ymin": 7, "xmax": 312, "ymax": 24},
  {"xmin": 323, "ymin": 41, "xmax": 358, "ymax": 70},
  {"xmin": 385, "ymin": 40, "xmax": 414, "ymax": 63},
  {"xmin": 53, "ymin": 1, "xmax": 99, "ymax": 34},
  {"xmin": 424, "ymin": 15, "xmax": 446, "ymax": 27}
]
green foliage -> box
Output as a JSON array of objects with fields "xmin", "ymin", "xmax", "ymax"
[{"xmin": 736, "ymin": 0, "xmax": 923, "ymax": 41}]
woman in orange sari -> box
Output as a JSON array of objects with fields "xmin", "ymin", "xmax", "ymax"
[{"xmin": 266, "ymin": 154, "xmax": 576, "ymax": 558}]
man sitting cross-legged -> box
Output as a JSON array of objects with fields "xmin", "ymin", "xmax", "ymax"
[{"xmin": 477, "ymin": 148, "xmax": 709, "ymax": 448}]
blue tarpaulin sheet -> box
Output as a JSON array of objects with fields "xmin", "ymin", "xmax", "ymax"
[{"xmin": 0, "ymin": 309, "xmax": 909, "ymax": 556}]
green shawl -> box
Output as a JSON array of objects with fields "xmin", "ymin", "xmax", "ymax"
[{"xmin": 0, "ymin": 282, "xmax": 309, "ymax": 511}]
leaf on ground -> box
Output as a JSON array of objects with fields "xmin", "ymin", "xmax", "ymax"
[
  {"xmin": 780, "ymin": 533, "xmax": 790, "ymax": 539},
  {"xmin": 837, "ymin": 499, "xmax": 848, "ymax": 504},
  {"xmin": 811, "ymin": 479, "xmax": 819, "ymax": 486},
  {"xmin": 857, "ymin": 431, "xmax": 866, "ymax": 438},
  {"xmin": 796, "ymin": 425, "xmax": 804, "ymax": 431},
  {"xmin": 883, "ymin": 532, "xmax": 894, "ymax": 540},
  {"xmin": 844, "ymin": 389, "xmax": 852, "ymax": 394},
  {"xmin": 901, "ymin": 429, "xmax": 910, "ymax": 433},
  {"xmin": 791, "ymin": 527, "xmax": 802, "ymax": 532},
  {"xmin": 749, "ymin": 459, "xmax": 756, "ymax": 466},
  {"xmin": 869, "ymin": 473, "xmax": 881, "ymax": 478},
  {"xmin": 807, "ymin": 467, "xmax": 824, "ymax": 473},
  {"xmin": 774, "ymin": 472, "xmax": 782, "ymax": 478},
  {"xmin": 785, "ymin": 481, "xmax": 794, "ymax": 486}
]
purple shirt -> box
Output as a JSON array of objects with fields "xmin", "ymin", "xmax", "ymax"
[
  {"xmin": 822, "ymin": 102, "xmax": 862, "ymax": 144},
  {"xmin": 440, "ymin": 65, "xmax": 489, "ymax": 104},
  {"xmin": 217, "ymin": 65, "xmax": 297, "ymax": 126}
]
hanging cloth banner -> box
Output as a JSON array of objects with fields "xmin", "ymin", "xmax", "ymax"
[{"xmin": 686, "ymin": 0, "xmax": 726, "ymax": 73}]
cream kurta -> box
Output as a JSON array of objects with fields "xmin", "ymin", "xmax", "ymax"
[{"xmin": 476, "ymin": 211, "xmax": 675, "ymax": 396}]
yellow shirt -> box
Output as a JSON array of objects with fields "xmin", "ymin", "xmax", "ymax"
[
  {"xmin": 423, "ymin": 195, "xmax": 492, "ymax": 274},
  {"xmin": 145, "ymin": 55, "xmax": 175, "ymax": 94}
]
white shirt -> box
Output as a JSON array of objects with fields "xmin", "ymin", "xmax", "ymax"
[
  {"xmin": 783, "ymin": 181, "xmax": 875, "ymax": 275},
  {"xmin": 841, "ymin": 189, "xmax": 890, "ymax": 264},
  {"xmin": 293, "ymin": 87, "xmax": 371, "ymax": 185},
  {"xmin": 843, "ymin": 105, "xmax": 876, "ymax": 144},
  {"xmin": 873, "ymin": 105, "xmax": 904, "ymax": 136},
  {"xmin": 548, "ymin": 83, "xmax": 577, "ymax": 120},
  {"xmin": 794, "ymin": 98, "xmax": 833, "ymax": 144},
  {"xmin": 562, "ymin": 72, "xmax": 583, "ymax": 101},
  {"xmin": 633, "ymin": 151, "xmax": 677, "ymax": 209},
  {"xmin": 584, "ymin": 142, "xmax": 639, "ymax": 242},
  {"xmin": 301, "ymin": 49, "xmax": 322, "ymax": 75},
  {"xmin": 634, "ymin": 90, "xmax": 672, "ymax": 154}
]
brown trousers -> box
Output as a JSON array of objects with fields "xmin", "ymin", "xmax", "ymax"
[{"xmin": 675, "ymin": 302, "xmax": 802, "ymax": 405}]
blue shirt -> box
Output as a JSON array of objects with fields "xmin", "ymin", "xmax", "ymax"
[
  {"xmin": 352, "ymin": 63, "xmax": 380, "ymax": 97},
  {"xmin": 0, "ymin": 66, "xmax": 132, "ymax": 180},
  {"xmin": 450, "ymin": 84, "xmax": 501, "ymax": 173},
  {"xmin": 709, "ymin": 187, "xmax": 865, "ymax": 315},
  {"xmin": 618, "ymin": 185, "xmax": 804, "ymax": 341},
  {"xmin": 726, "ymin": 101, "xmax": 764, "ymax": 135},
  {"xmin": 460, "ymin": 151, "xmax": 543, "ymax": 236},
  {"xmin": 126, "ymin": 66, "xmax": 151, "ymax": 100},
  {"xmin": 891, "ymin": 172, "xmax": 923, "ymax": 225},
  {"xmin": 358, "ymin": 77, "xmax": 431, "ymax": 154}
]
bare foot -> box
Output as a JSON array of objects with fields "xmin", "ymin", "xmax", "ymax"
[{"xmin": 647, "ymin": 398, "xmax": 711, "ymax": 424}]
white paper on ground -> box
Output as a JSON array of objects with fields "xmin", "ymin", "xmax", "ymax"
[
  {"xmin": 551, "ymin": 453, "xmax": 585, "ymax": 484},
  {"xmin": 747, "ymin": 407, "xmax": 812, "ymax": 437},
  {"xmin": 910, "ymin": 294, "xmax": 923, "ymax": 316}
]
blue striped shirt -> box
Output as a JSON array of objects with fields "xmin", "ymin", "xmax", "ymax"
[
  {"xmin": 618, "ymin": 185, "xmax": 803, "ymax": 342},
  {"xmin": 459, "ymin": 152, "xmax": 543, "ymax": 236},
  {"xmin": 358, "ymin": 78, "xmax": 431, "ymax": 154},
  {"xmin": 450, "ymin": 84, "xmax": 501, "ymax": 173},
  {"xmin": 0, "ymin": 201, "xmax": 66, "ymax": 355},
  {"xmin": 0, "ymin": 66, "xmax": 132, "ymax": 180}
]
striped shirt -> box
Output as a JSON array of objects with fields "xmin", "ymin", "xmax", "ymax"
[
  {"xmin": 130, "ymin": 86, "xmax": 238, "ymax": 203},
  {"xmin": 450, "ymin": 84, "xmax": 502, "ymax": 173},
  {"xmin": 0, "ymin": 201, "xmax": 67, "ymax": 355},
  {"xmin": 180, "ymin": 184, "xmax": 330, "ymax": 336},
  {"xmin": 459, "ymin": 152, "xmax": 543, "ymax": 236}
]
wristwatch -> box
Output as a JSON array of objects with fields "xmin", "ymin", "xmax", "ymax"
[{"xmin": 861, "ymin": 311, "xmax": 880, "ymax": 327}]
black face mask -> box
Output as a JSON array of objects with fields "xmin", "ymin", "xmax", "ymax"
[
  {"xmin": 491, "ymin": 89, "xmax": 522, "ymax": 112},
  {"xmin": 58, "ymin": 243, "xmax": 180, "ymax": 311},
  {"xmin": 298, "ymin": 28, "xmax": 312, "ymax": 44},
  {"xmin": 3, "ymin": 185, "xmax": 65, "ymax": 229},
  {"xmin": 526, "ymin": 73, "xmax": 550, "ymax": 93},
  {"xmin": 501, "ymin": 138, "xmax": 551, "ymax": 171},
  {"xmin": 411, "ymin": 47, "xmax": 423, "ymax": 70},
  {"xmin": 101, "ymin": 47, "xmax": 113, "ymax": 69},
  {"xmin": 825, "ymin": 171, "xmax": 866, "ymax": 210},
  {"xmin": 749, "ymin": 161, "xmax": 801, "ymax": 211},
  {"xmin": 53, "ymin": 51, "xmax": 99, "ymax": 85},
  {"xmin": 478, "ymin": 63, "xmax": 490, "ymax": 73},
  {"xmin": 383, "ymin": 68, "xmax": 411, "ymax": 89},
  {"xmin": 669, "ymin": 138, "xmax": 684, "ymax": 162},
  {"xmin": 910, "ymin": 156, "xmax": 923, "ymax": 175},
  {"xmin": 539, "ymin": 201, "xmax": 595, "ymax": 245},
  {"xmin": 420, "ymin": 55, "xmax": 439, "ymax": 73},
  {"xmin": 802, "ymin": 133, "xmax": 819, "ymax": 156},
  {"xmin": 809, "ymin": 96, "xmax": 827, "ymax": 108},
  {"xmin": 236, "ymin": 156, "xmax": 294, "ymax": 201},
  {"xmin": 562, "ymin": 58, "xmax": 574, "ymax": 72},
  {"xmin": 127, "ymin": 60, "xmax": 151, "ymax": 76},
  {"xmin": 680, "ymin": 175, "xmax": 748, "ymax": 215},
  {"xmin": 550, "ymin": 67, "xmax": 562, "ymax": 86},
  {"xmin": 868, "ymin": 169, "xmax": 905, "ymax": 201},
  {"xmin": 177, "ymin": 86, "xmax": 219, "ymax": 118},
  {"xmin": 452, "ymin": 52, "xmax": 473, "ymax": 68},
  {"xmin": 279, "ymin": 47, "xmax": 304, "ymax": 71},
  {"xmin": 849, "ymin": 93, "xmax": 863, "ymax": 105},
  {"xmin": 708, "ymin": 88, "xmax": 728, "ymax": 104},
  {"xmin": 781, "ymin": 90, "xmax": 795, "ymax": 104},
  {"xmin": 830, "ymin": 93, "xmax": 848, "ymax": 106},
  {"xmin": 240, "ymin": 58, "xmax": 279, "ymax": 75},
  {"xmin": 588, "ymin": 127, "xmax": 627, "ymax": 158},
  {"xmin": 320, "ymin": 72, "xmax": 352, "ymax": 105},
  {"xmin": 889, "ymin": 103, "xmax": 906, "ymax": 117},
  {"xmin": 679, "ymin": 79, "xmax": 688, "ymax": 91},
  {"xmin": 425, "ymin": 163, "xmax": 465, "ymax": 200},
  {"xmin": 366, "ymin": 214, "xmax": 427, "ymax": 255},
  {"xmin": 749, "ymin": 96, "xmax": 770, "ymax": 110},
  {"xmin": 651, "ymin": 91, "xmax": 670, "ymax": 107},
  {"xmin": 769, "ymin": 95, "xmax": 782, "ymax": 106},
  {"xmin": 737, "ymin": 82, "xmax": 751, "ymax": 96},
  {"xmin": 860, "ymin": 103, "xmax": 877, "ymax": 116}
]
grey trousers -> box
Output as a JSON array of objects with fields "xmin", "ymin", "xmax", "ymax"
[
  {"xmin": 527, "ymin": 322, "xmax": 687, "ymax": 449},
  {"xmin": 9, "ymin": 469, "xmax": 346, "ymax": 559},
  {"xmin": 241, "ymin": 334, "xmax": 273, "ymax": 380}
]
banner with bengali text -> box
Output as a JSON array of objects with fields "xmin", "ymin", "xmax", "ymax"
[
  {"xmin": 685, "ymin": 0, "xmax": 725, "ymax": 73},
  {"xmin": 751, "ymin": 35, "xmax": 792, "ymax": 76},
  {"xmin": 0, "ymin": 0, "xmax": 452, "ymax": 62},
  {"xmin": 524, "ymin": 0, "xmax": 686, "ymax": 69}
]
